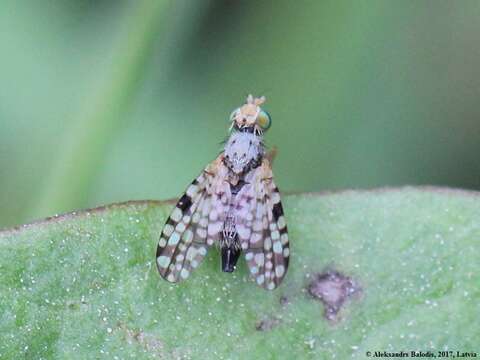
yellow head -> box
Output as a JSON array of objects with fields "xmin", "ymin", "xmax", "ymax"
[{"xmin": 229, "ymin": 94, "xmax": 272, "ymax": 133}]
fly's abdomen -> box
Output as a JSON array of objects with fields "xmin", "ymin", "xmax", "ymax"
[{"xmin": 221, "ymin": 213, "xmax": 241, "ymax": 272}]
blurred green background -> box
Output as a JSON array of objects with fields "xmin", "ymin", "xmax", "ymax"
[{"xmin": 1, "ymin": 0, "xmax": 480, "ymax": 228}]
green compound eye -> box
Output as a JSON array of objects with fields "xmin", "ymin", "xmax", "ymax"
[{"xmin": 257, "ymin": 110, "xmax": 271, "ymax": 130}]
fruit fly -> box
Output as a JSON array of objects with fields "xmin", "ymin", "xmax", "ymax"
[{"xmin": 156, "ymin": 95, "xmax": 289, "ymax": 290}]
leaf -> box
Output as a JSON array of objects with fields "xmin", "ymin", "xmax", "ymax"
[{"xmin": 0, "ymin": 187, "xmax": 479, "ymax": 358}]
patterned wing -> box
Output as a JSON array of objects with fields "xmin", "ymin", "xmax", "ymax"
[
  {"xmin": 238, "ymin": 159, "xmax": 289, "ymax": 290},
  {"xmin": 156, "ymin": 156, "xmax": 231, "ymax": 283}
]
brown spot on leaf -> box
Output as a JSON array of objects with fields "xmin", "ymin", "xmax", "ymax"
[
  {"xmin": 255, "ymin": 317, "xmax": 282, "ymax": 331},
  {"xmin": 66, "ymin": 301, "xmax": 79, "ymax": 310},
  {"xmin": 116, "ymin": 322, "xmax": 165, "ymax": 357},
  {"xmin": 308, "ymin": 269, "xmax": 361, "ymax": 321}
]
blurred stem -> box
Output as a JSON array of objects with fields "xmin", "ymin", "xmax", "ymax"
[{"xmin": 29, "ymin": 0, "xmax": 167, "ymax": 220}]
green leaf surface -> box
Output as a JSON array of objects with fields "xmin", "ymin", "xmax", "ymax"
[{"xmin": 1, "ymin": 188, "xmax": 479, "ymax": 359}]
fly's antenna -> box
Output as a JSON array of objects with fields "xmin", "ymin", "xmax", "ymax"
[{"xmin": 245, "ymin": 94, "xmax": 266, "ymax": 106}]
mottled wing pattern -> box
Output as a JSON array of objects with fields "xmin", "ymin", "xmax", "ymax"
[
  {"xmin": 205, "ymin": 158, "xmax": 232, "ymax": 248},
  {"xmin": 239, "ymin": 159, "xmax": 289, "ymax": 290},
  {"xmin": 156, "ymin": 157, "xmax": 230, "ymax": 282},
  {"xmin": 156, "ymin": 173, "xmax": 209, "ymax": 282}
]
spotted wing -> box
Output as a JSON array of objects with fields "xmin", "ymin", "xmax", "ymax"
[
  {"xmin": 156, "ymin": 156, "xmax": 230, "ymax": 283},
  {"xmin": 239, "ymin": 159, "xmax": 289, "ymax": 290}
]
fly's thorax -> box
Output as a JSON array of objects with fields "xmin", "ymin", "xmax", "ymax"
[{"xmin": 223, "ymin": 131, "xmax": 264, "ymax": 174}]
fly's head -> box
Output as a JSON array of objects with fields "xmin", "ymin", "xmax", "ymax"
[
  {"xmin": 229, "ymin": 94, "xmax": 272, "ymax": 135},
  {"xmin": 224, "ymin": 94, "xmax": 270, "ymax": 174}
]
